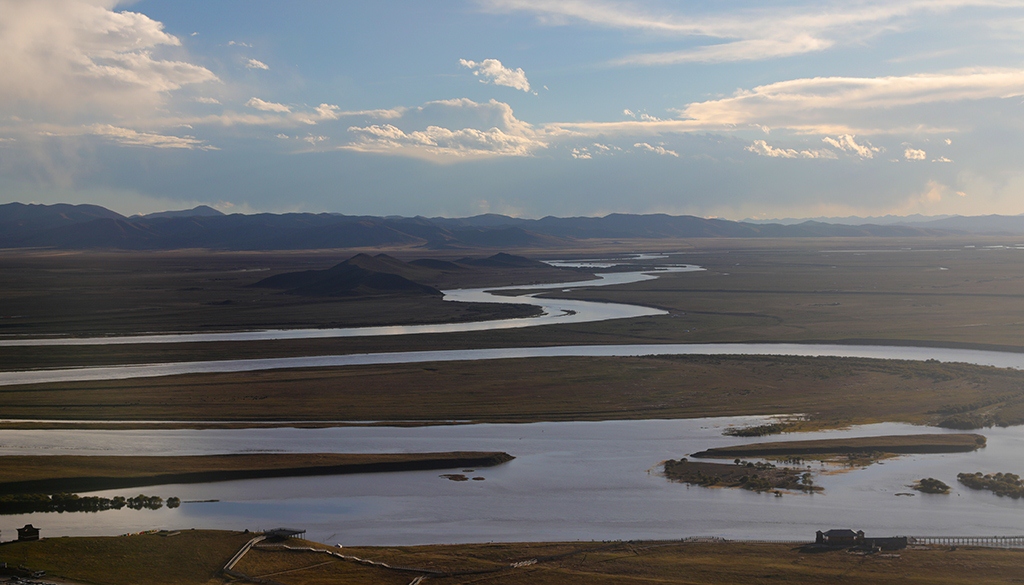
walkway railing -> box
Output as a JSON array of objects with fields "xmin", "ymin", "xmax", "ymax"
[{"xmin": 909, "ymin": 535, "xmax": 1024, "ymax": 548}]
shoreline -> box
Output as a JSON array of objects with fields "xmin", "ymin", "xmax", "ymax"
[{"xmin": 0, "ymin": 452, "xmax": 515, "ymax": 494}]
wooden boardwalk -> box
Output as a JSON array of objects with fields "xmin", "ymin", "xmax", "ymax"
[{"xmin": 909, "ymin": 535, "xmax": 1024, "ymax": 547}]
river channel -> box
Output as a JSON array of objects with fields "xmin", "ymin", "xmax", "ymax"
[{"xmin": 2, "ymin": 419, "xmax": 1024, "ymax": 544}]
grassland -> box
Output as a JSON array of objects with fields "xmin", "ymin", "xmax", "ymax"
[
  {"xmin": 4, "ymin": 355, "xmax": 1024, "ymax": 429},
  {"xmin": 0, "ymin": 452, "xmax": 514, "ymax": 494},
  {"xmin": 3, "ymin": 531, "xmax": 1024, "ymax": 585},
  {"xmin": 0, "ymin": 530, "xmax": 254, "ymax": 585},
  {"xmin": 4, "ymin": 237, "xmax": 1024, "ymax": 373}
]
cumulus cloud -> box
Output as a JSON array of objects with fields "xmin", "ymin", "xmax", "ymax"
[
  {"xmin": 344, "ymin": 98, "xmax": 547, "ymax": 159},
  {"xmin": 933, "ymin": 156, "xmax": 953, "ymax": 162},
  {"xmin": 459, "ymin": 58, "xmax": 531, "ymax": 92},
  {"xmin": 0, "ymin": 0, "xmax": 216, "ymax": 119},
  {"xmin": 905, "ymin": 147, "xmax": 928, "ymax": 160},
  {"xmin": 246, "ymin": 97, "xmax": 291, "ymax": 113},
  {"xmin": 634, "ymin": 142, "xmax": 679, "ymax": 157},
  {"xmin": 746, "ymin": 140, "xmax": 836, "ymax": 159},
  {"xmin": 822, "ymin": 135, "xmax": 880, "ymax": 158},
  {"xmin": 246, "ymin": 58, "xmax": 269, "ymax": 70},
  {"xmin": 194, "ymin": 97, "xmax": 221, "ymax": 105},
  {"xmin": 571, "ymin": 147, "xmax": 592, "ymax": 159}
]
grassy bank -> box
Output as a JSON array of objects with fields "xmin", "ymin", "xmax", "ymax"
[
  {"xmin": 0, "ymin": 452, "xmax": 514, "ymax": 494},
  {"xmin": 5, "ymin": 355, "xmax": 1024, "ymax": 429},
  {"xmin": 4, "ymin": 531, "xmax": 1024, "ymax": 584},
  {"xmin": 692, "ymin": 434, "xmax": 987, "ymax": 459}
]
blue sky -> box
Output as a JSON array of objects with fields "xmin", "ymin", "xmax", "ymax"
[{"xmin": 2, "ymin": 1, "xmax": 1024, "ymax": 219}]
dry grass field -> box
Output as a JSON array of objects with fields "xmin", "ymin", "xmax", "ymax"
[
  {"xmin": 4, "ymin": 355, "xmax": 1024, "ymax": 429},
  {"xmin": 3, "ymin": 531, "xmax": 1023, "ymax": 585}
]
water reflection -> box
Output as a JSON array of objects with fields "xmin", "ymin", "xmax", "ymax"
[
  {"xmin": 2, "ymin": 418, "xmax": 1024, "ymax": 544},
  {"xmin": 4, "ymin": 342, "xmax": 1024, "ymax": 387}
]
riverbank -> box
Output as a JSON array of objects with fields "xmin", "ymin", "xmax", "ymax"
[
  {"xmin": 3, "ymin": 530, "xmax": 1023, "ymax": 585},
  {"xmin": 691, "ymin": 434, "xmax": 986, "ymax": 459},
  {"xmin": 0, "ymin": 452, "xmax": 514, "ymax": 494}
]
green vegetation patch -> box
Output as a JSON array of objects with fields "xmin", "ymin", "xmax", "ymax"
[
  {"xmin": 0, "ymin": 492, "xmax": 174, "ymax": 514},
  {"xmin": 663, "ymin": 458, "xmax": 820, "ymax": 493},
  {"xmin": 912, "ymin": 478, "xmax": 951, "ymax": 494},
  {"xmin": 958, "ymin": 472, "xmax": 1024, "ymax": 498}
]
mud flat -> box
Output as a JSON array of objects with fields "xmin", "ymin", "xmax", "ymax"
[
  {"xmin": 691, "ymin": 433, "xmax": 986, "ymax": 459},
  {"xmin": 0, "ymin": 452, "xmax": 515, "ymax": 494}
]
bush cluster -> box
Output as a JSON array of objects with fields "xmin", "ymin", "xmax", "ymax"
[
  {"xmin": 957, "ymin": 472, "xmax": 1024, "ymax": 498},
  {"xmin": 723, "ymin": 423, "xmax": 790, "ymax": 437},
  {"xmin": 0, "ymin": 492, "xmax": 171, "ymax": 514},
  {"xmin": 914, "ymin": 477, "xmax": 950, "ymax": 494}
]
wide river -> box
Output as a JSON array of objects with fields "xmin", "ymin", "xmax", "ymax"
[
  {"xmin": 4, "ymin": 255, "xmax": 1024, "ymax": 543},
  {"xmin": 2, "ymin": 419, "xmax": 1024, "ymax": 544}
]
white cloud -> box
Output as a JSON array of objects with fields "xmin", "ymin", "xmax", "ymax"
[
  {"xmin": 905, "ymin": 147, "xmax": 928, "ymax": 160},
  {"xmin": 623, "ymin": 109, "xmax": 636, "ymax": 118},
  {"xmin": 933, "ymin": 156, "xmax": 953, "ymax": 162},
  {"xmin": 228, "ymin": 40, "xmax": 253, "ymax": 48},
  {"xmin": 276, "ymin": 133, "xmax": 290, "ymax": 139},
  {"xmin": 194, "ymin": 97, "xmax": 221, "ymax": 105},
  {"xmin": 459, "ymin": 58, "xmax": 531, "ymax": 92},
  {"xmin": 553, "ymin": 68, "xmax": 1024, "ymax": 137},
  {"xmin": 344, "ymin": 98, "xmax": 547, "ymax": 160},
  {"xmin": 315, "ymin": 104, "xmax": 342, "ymax": 120},
  {"xmin": 634, "ymin": 142, "xmax": 678, "ymax": 157},
  {"xmin": 246, "ymin": 97, "xmax": 291, "ymax": 113},
  {"xmin": 480, "ymin": 0, "xmax": 1020, "ymax": 65},
  {"xmin": 746, "ymin": 140, "xmax": 836, "ymax": 159},
  {"xmin": 945, "ymin": 138, "xmax": 953, "ymax": 145},
  {"xmin": 43, "ymin": 124, "xmax": 215, "ymax": 149},
  {"xmin": 246, "ymin": 58, "xmax": 269, "ymax": 70},
  {"xmin": 822, "ymin": 135, "xmax": 880, "ymax": 158},
  {"xmin": 571, "ymin": 147, "xmax": 592, "ymax": 159},
  {"xmin": 0, "ymin": 0, "xmax": 216, "ymax": 119}
]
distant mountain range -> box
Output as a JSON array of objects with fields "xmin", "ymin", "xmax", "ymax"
[{"xmin": 2, "ymin": 202, "xmax": 1022, "ymax": 251}]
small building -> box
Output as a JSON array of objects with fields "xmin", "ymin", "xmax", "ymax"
[
  {"xmin": 863, "ymin": 536, "xmax": 908, "ymax": 550},
  {"xmin": 17, "ymin": 524, "xmax": 40, "ymax": 542},
  {"xmin": 815, "ymin": 529, "xmax": 907, "ymax": 550},
  {"xmin": 816, "ymin": 529, "xmax": 864, "ymax": 546}
]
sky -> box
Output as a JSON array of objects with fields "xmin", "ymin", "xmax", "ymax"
[{"xmin": 2, "ymin": 1, "xmax": 1024, "ymax": 219}]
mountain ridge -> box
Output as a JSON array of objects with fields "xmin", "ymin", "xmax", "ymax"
[{"xmin": 3, "ymin": 202, "xmax": 1018, "ymax": 251}]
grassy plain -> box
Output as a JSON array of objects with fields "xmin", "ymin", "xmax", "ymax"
[
  {"xmin": 3, "ymin": 237, "xmax": 1024, "ymax": 373},
  {"xmin": 4, "ymin": 355, "xmax": 1024, "ymax": 428},
  {"xmin": 3, "ymin": 531, "xmax": 1024, "ymax": 585},
  {"xmin": 0, "ymin": 249, "xmax": 578, "ymax": 338},
  {"xmin": 0, "ymin": 530, "xmax": 253, "ymax": 585}
]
